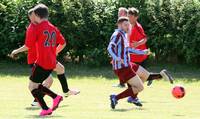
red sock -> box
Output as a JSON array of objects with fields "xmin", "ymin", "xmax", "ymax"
[
  {"xmin": 131, "ymin": 93, "xmax": 138, "ymax": 98},
  {"xmin": 127, "ymin": 84, "xmax": 138, "ymax": 98},
  {"xmin": 116, "ymin": 88, "xmax": 134, "ymax": 100}
]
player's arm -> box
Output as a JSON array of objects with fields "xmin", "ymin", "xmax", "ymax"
[
  {"xmin": 10, "ymin": 45, "xmax": 28, "ymax": 58},
  {"xmin": 131, "ymin": 25, "xmax": 147, "ymax": 48},
  {"xmin": 56, "ymin": 28, "xmax": 66, "ymax": 55},
  {"xmin": 131, "ymin": 37, "xmax": 147, "ymax": 48},
  {"xmin": 107, "ymin": 35, "xmax": 122, "ymax": 61},
  {"xmin": 128, "ymin": 47, "xmax": 149, "ymax": 55},
  {"xmin": 56, "ymin": 43, "xmax": 66, "ymax": 55}
]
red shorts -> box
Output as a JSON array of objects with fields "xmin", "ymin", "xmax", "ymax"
[
  {"xmin": 130, "ymin": 63, "xmax": 139, "ymax": 72},
  {"xmin": 114, "ymin": 66, "xmax": 135, "ymax": 84}
]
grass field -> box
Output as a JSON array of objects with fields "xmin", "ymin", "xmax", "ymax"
[{"xmin": 0, "ymin": 61, "xmax": 200, "ymax": 119}]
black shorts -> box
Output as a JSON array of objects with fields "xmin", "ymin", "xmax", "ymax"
[
  {"xmin": 29, "ymin": 64, "xmax": 34, "ymax": 68},
  {"xmin": 30, "ymin": 64, "xmax": 52, "ymax": 83}
]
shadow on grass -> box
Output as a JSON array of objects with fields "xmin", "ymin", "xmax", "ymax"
[
  {"xmin": 25, "ymin": 114, "xmax": 63, "ymax": 118},
  {"xmin": 112, "ymin": 107, "xmax": 145, "ymax": 112},
  {"xmin": 173, "ymin": 114, "xmax": 185, "ymax": 117},
  {"xmin": 0, "ymin": 61, "xmax": 200, "ymax": 81},
  {"xmin": 25, "ymin": 105, "xmax": 68, "ymax": 111},
  {"xmin": 25, "ymin": 107, "xmax": 40, "ymax": 111}
]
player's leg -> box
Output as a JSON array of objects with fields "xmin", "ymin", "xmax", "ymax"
[
  {"xmin": 133, "ymin": 63, "xmax": 173, "ymax": 85},
  {"xmin": 29, "ymin": 81, "xmax": 53, "ymax": 116},
  {"xmin": 29, "ymin": 64, "xmax": 62, "ymax": 116},
  {"xmin": 42, "ymin": 75, "xmax": 53, "ymax": 88},
  {"xmin": 54, "ymin": 62, "xmax": 80, "ymax": 97},
  {"xmin": 126, "ymin": 83, "xmax": 142, "ymax": 106},
  {"xmin": 31, "ymin": 74, "xmax": 53, "ymax": 107},
  {"xmin": 110, "ymin": 75, "xmax": 143, "ymax": 109}
]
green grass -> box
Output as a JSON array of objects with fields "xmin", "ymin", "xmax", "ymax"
[{"xmin": 0, "ymin": 61, "xmax": 200, "ymax": 119}]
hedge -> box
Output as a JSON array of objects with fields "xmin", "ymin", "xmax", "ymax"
[{"xmin": 0, "ymin": 0, "xmax": 200, "ymax": 65}]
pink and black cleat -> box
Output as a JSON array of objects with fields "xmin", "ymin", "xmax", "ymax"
[
  {"xmin": 52, "ymin": 95, "xmax": 63, "ymax": 111},
  {"xmin": 40, "ymin": 108, "xmax": 52, "ymax": 116}
]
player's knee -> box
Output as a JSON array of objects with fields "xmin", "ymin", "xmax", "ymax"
[
  {"xmin": 61, "ymin": 66, "xmax": 65, "ymax": 74},
  {"xmin": 28, "ymin": 84, "xmax": 33, "ymax": 91},
  {"xmin": 28, "ymin": 83, "xmax": 37, "ymax": 91},
  {"xmin": 138, "ymin": 84, "xmax": 144, "ymax": 92},
  {"xmin": 56, "ymin": 64, "xmax": 65, "ymax": 74}
]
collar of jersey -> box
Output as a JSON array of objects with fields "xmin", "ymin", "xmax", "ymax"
[
  {"xmin": 115, "ymin": 29, "xmax": 126, "ymax": 37},
  {"xmin": 38, "ymin": 20, "xmax": 48, "ymax": 26}
]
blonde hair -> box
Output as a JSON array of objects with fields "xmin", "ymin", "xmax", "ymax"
[{"xmin": 118, "ymin": 7, "xmax": 128, "ymax": 17}]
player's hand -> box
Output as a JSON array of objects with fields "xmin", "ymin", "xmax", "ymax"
[
  {"xmin": 117, "ymin": 57, "xmax": 124, "ymax": 64},
  {"xmin": 8, "ymin": 50, "xmax": 19, "ymax": 60},
  {"xmin": 110, "ymin": 60, "xmax": 113, "ymax": 64},
  {"xmin": 144, "ymin": 49, "xmax": 152, "ymax": 55},
  {"xmin": 119, "ymin": 59, "xmax": 124, "ymax": 64}
]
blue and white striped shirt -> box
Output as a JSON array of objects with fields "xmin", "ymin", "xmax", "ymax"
[{"xmin": 107, "ymin": 29, "xmax": 146, "ymax": 70}]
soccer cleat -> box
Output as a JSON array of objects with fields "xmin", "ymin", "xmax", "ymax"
[
  {"xmin": 147, "ymin": 79, "xmax": 153, "ymax": 86},
  {"xmin": 127, "ymin": 97, "xmax": 143, "ymax": 107},
  {"xmin": 52, "ymin": 95, "xmax": 63, "ymax": 111},
  {"xmin": 160, "ymin": 69, "xmax": 174, "ymax": 84},
  {"xmin": 31, "ymin": 101, "xmax": 39, "ymax": 107},
  {"xmin": 112, "ymin": 83, "xmax": 126, "ymax": 88},
  {"xmin": 64, "ymin": 89, "xmax": 80, "ymax": 97},
  {"xmin": 40, "ymin": 108, "xmax": 52, "ymax": 116},
  {"xmin": 110, "ymin": 94, "xmax": 118, "ymax": 109}
]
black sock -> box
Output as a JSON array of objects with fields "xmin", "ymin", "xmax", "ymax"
[
  {"xmin": 34, "ymin": 92, "xmax": 45, "ymax": 102},
  {"xmin": 31, "ymin": 89, "xmax": 49, "ymax": 110},
  {"xmin": 57, "ymin": 74, "xmax": 69, "ymax": 93},
  {"xmin": 38, "ymin": 84, "xmax": 57, "ymax": 99},
  {"xmin": 147, "ymin": 73, "xmax": 162, "ymax": 81}
]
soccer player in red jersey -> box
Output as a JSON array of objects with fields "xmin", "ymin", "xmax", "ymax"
[
  {"xmin": 126, "ymin": 8, "xmax": 174, "ymax": 106},
  {"xmin": 26, "ymin": 4, "xmax": 66, "ymax": 116},
  {"xmin": 128, "ymin": 7, "xmax": 148, "ymax": 67},
  {"xmin": 10, "ymin": 8, "xmax": 79, "ymax": 107}
]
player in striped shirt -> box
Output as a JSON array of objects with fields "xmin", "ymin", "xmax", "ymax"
[
  {"xmin": 108, "ymin": 17, "xmax": 148, "ymax": 109},
  {"xmin": 108, "ymin": 17, "xmax": 174, "ymax": 109}
]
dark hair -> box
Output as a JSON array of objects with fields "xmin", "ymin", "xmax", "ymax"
[
  {"xmin": 33, "ymin": 4, "xmax": 49, "ymax": 19},
  {"xmin": 128, "ymin": 7, "xmax": 139, "ymax": 16},
  {"xmin": 28, "ymin": 8, "xmax": 34, "ymax": 16},
  {"xmin": 117, "ymin": 17, "xmax": 129, "ymax": 24}
]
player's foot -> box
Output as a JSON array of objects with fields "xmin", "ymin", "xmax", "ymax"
[
  {"xmin": 127, "ymin": 97, "xmax": 143, "ymax": 107},
  {"xmin": 112, "ymin": 83, "xmax": 126, "ymax": 88},
  {"xmin": 147, "ymin": 79, "xmax": 153, "ymax": 86},
  {"xmin": 31, "ymin": 101, "xmax": 39, "ymax": 107},
  {"xmin": 64, "ymin": 89, "xmax": 80, "ymax": 97},
  {"xmin": 40, "ymin": 108, "xmax": 52, "ymax": 116},
  {"xmin": 110, "ymin": 94, "xmax": 118, "ymax": 109},
  {"xmin": 52, "ymin": 95, "xmax": 63, "ymax": 111},
  {"xmin": 160, "ymin": 69, "xmax": 174, "ymax": 84}
]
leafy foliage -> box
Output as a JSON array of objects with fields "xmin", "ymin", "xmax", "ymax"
[{"xmin": 0, "ymin": 0, "xmax": 200, "ymax": 65}]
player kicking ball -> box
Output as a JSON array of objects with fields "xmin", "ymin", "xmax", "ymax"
[
  {"xmin": 107, "ymin": 17, "xmax": 173, "ymax": 109},
  {"xmin": 10, "ymin": 8, "xmax": 79, "ymax": 107}
]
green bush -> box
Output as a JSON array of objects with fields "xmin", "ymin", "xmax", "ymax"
[{"xmin": 0, "ymin": 0, "xmax": 200, "ymax": 65}]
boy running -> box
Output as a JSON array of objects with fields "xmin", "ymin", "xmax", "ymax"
[
  {"xmin": 108, "ymin": 17, "xmax": 148, "ymax": 109},
  {"xmin": 26, "ymin": 4, "xmax": 65, "ymax": 116},
  {"xmin": 10, "ymin": 8, "xmax": 79, "ymax": 107}
]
